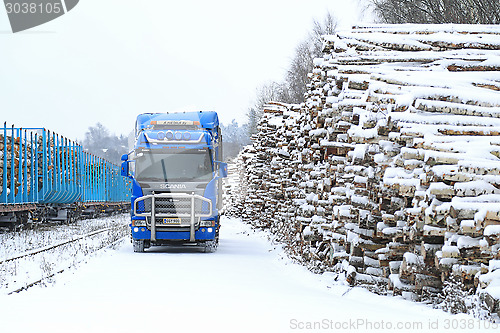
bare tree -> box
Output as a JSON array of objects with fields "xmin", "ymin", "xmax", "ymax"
[
  {"xmin": 311, "ymin": 12, "xmax": 339, "ymax": 55},
  {"xmin": 220, "ymin": 119, "xmax": 251, "ymax": 160},
  {"xmin": 284, "ymin": 12, "xmax": 339, "ymax": 103},
  {"xmin": 246, "ymin": 108, "xmax": 259, "ymax": 138},
  {"xmin": 371, "ymin": 0, "xmax": 500, "ymax": 24},
  {"xmin": 254, "ymin": 81, "xmax": 293, "ymax": 110},
  {"xmin": 82, "ymin": 123, "xmax": 128, "ymax": 164},
  {"xmin": 247, "ymin": 11, "xmax": 339, "ymax": 135}
]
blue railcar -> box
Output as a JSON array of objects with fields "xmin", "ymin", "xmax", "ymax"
[
  {"xmin": 0, "ymin": 123, "xmax": 131, "ymax": 226},
  {"xmin": 121, "ymin": 111, "xmax": 227, "ymax": 252}
]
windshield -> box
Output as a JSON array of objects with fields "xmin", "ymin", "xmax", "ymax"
[{"xmin": 135, "ymin": 148, "xmax": 213, "ymax": 182}]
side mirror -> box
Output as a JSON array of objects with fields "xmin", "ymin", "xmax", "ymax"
[
  {"xmin": 121, "ymin": 154, "xmax": 130, "ymax": 177},
  {"xmin": 121, "ymin": 160, "xmax": 129, "ymax": 177},
  {"xmin": 218, "ymin": 162, "xmax": 228, "ymax": 178}
]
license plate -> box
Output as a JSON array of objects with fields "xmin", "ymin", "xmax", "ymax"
[{"xmin": 162, "ymin": 218, "xmax": 181, "ymax": 225}]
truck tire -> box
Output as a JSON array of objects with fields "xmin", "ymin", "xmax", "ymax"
[
  {"xmin": 133, "ymin": 239, "xmax": 145, "ymax": 253},
  {"xmin": 203, "ymin": 239, "xmax": 218, "ymax": 253}
]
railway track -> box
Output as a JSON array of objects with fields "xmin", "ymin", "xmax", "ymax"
[
  {"xmin": 1, "ymin": 221, "xmax": 129, "ymax": 295},
  {"xmin": 0, "ymin": 227, "xmax": 114, "ymax": 266}
]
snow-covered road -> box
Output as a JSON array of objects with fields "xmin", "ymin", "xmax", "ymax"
[{"xmin": 0, "ymin": 217, "xmax": 495, "ymax": 333}]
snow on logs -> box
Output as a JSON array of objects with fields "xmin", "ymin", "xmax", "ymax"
[{"xmin": 228, "ymin": 24, "xmax": 500, "ymax": 315}]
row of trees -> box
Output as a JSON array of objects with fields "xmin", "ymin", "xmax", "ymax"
[
  {"xmin": 81, "ymin": 123, "xmax": 129, "ymax": 164},
  {"xmin": 371, "ymin": 0, "xmax": 500, "ymax": 24},
  {"xmin": 247, "ymin": 13, "xmax": 338, "ymax": 137},
  {"xmin": 220, "ymin": 120, "xmax": 251, "ymax": 160}
]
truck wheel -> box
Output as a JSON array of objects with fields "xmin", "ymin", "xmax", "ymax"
[
  {"xmin": 133, "ymin": 239, "xmax": 145, "ymax": 253},
  {"xmin": 203, "ymin": 239, "xmax": 218, "ymax": 253}
]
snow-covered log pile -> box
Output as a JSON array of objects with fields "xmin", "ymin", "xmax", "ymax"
[{"xmin": 228, "ymin": 24, "xmax": 500, "ymax": 317}]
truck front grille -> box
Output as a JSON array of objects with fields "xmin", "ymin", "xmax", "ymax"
[{"xmin": 134, "ymin": 193, "xmax": 212, "ymax": 227}]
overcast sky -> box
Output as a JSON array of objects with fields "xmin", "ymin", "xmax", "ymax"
[{"xmin": 0, "ymin": 0, "xmax": 373, "ymax": 140}]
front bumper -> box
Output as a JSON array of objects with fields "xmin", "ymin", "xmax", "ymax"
[
  {"xmin": 133, "ymin": 192, "xmax": 213, "ymax": 242},
  {"xmin": 131, "ymin": 224, "xmax": 217, "ymax": 241}
]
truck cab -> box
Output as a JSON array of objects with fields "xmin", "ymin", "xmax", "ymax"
[{"xmin": 121, "ymin": 111, "xmax": 227, "ymax": 252}]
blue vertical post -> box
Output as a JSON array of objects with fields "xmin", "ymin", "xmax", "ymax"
[
  {"xmin": 46, "ymin": 131, "xmax": 53, "ymax": 198},
  {"xmin": 101, "ymin": 158, "xmax": 104, "ymax": 202},
  {"xmin": 82, "ymin": 149, "xmax": 86, "ymax": 202},
  {"xmin": 89, "ymin": 154, "xmax": 93, "ymax": 201},
  {"xmin": 30, "ymin": 132, "xmax": 34, "ymax": 203},
  {"xmin": 55, "ymin": 134, "xmax": 60, "ymax": 194},
  {"xmin": 96, "ymin": 156, "xmax": 99, "ymax": 202},
  {"xmin": 23, "ymin": 130, "xmax": 28, "ymax": 203},
  {"xmin": 50, "ymin": 132, "xmax": 53, "ymax": 193},
  {"xmin": 17, "ymin": 128, "xmax": 23, "ymax": 202},
  {"xmin": 80, "ymin": 146, "xmax": 85, "ymax": 201},
  {"xmin": 89, "ymin": 153, "xmax": 92, "ymax": 201},
  {"xmin": 69, "ymin": 139, "xmax": 74, "ymax": 199},
  {"xmin": 85, "ymin": 152, "xmax": 89, "ymax": 202},
  {"xmin": 102, "ymin": 159, "xmax": 105, "ymax": 202},
  {"xmin": 73, "ymin": 141, "xmax": 77, "ymax": 197},
  {"xmin": 60, "ymin": 136, "xmax": 64, "ymax": 196},
  {"xmin": 94, "ymin": 155, "xmax": 98, "ymax": 202},
  {"xmin": 65, "ymin": 137, "xmax": 69, "ymax": 197},
  {"xmin": 9, "ymin": 125, "xmax": 15, "ymax": 203},
  {"xmin": 41, "ymin": 130, "xmax": 48, "ymax": 201},
  {"xmin": 35, "ymin": 132, "xmax": 40, "ymax": 203},
  {"xmin": 61, "ymin": 136, "xmax": 65, "ymax": 196},
  {"xmin": 73, "ymin": 144, "xmax": 77, "ymax": 199},
  {"xmin": 87, "ymin": 154, "xmax": 90, "ymax": 201},
  {"xmin": 110, "ymin": 163, "xmax": 113, "ymax": 201},
  {"xmin": 94, "ymin": 156, "xmax": 97, "ymax": 202},
  {"xmin": 1, "ymin": 122, "xmax": 7, "ymax": 203},
  {"xmin": 80, "ymin": 150, "xmax": 84, "ymax": 202},
  {"xmin": 95, "ymin": 156, "xmax": 99, "ymax": 201},
  {"xmin": 101, "ymin": 160, "xmax": 108, "ymax": 201},
  {"xmin": 61, "ymin": 137, "xmax": 66, "ymax": 197},
  {"xmin": 98, "ymin": 158, "xmax": 102, "ymax": 202},
  {"xmin": 70, "ymin": 140, "xmax": 74, "ymax": 197},
  {"xmin": 76, "ymin": 143, "xmax": 80, "ymax": 199}
]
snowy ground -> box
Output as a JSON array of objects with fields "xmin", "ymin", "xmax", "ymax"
[
  {"xmin": 0, "ymin": 215, "xmax": 129, "ymax": 294},
  {"xmin": 0, "ymin": 216, "xmax": 498, "ymax": 333}
]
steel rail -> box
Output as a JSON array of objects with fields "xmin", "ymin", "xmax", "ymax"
[
  {"xmin": 6, "ymin": 234, "xmax": 127, "ymax": 295},
  {"xmin": 0, "ymin": 227, "xmax": 114, "ymax": 265}
]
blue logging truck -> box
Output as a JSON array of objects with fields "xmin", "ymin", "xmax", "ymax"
[{"xmin": 121, "ymin": 111, "xmax": 228, "ymax": 252}]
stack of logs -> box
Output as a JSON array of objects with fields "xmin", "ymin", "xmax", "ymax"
[
  {"xmin": 1, "ymin": 129, "xmax": 82, "ymax": 199},
  {"xmin": 0, "ymin": 133, "xmax": 33, "ymax": 196},
  {"xmin": 227, "ymin": 24, "xmax": 500, "ymax": 316}
]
